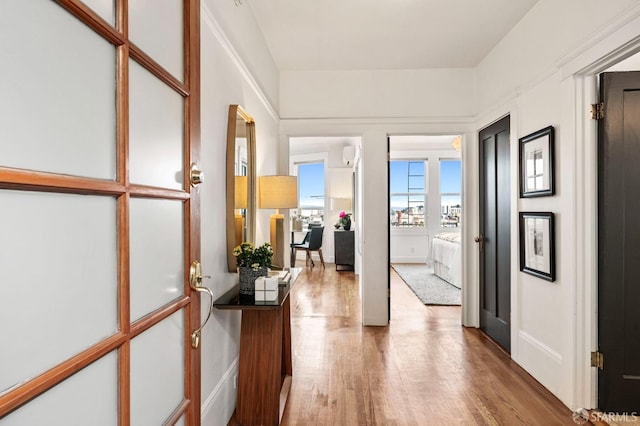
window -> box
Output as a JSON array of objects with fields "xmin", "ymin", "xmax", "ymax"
[
  {"xmin": 440, "ymin": 160, "xmax": 461, "ymax": 227},
  {"xmin": 390, "ymin": 160, "xmax": 426, "ymax": 227},
  {"xmin": 296, "ymin": 162, "xmax": 324, "ymax": 226}
]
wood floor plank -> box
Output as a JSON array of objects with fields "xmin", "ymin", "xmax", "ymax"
[{"xmin": 229, "ymin": 266, "xmax": 577, "ymax": 425}]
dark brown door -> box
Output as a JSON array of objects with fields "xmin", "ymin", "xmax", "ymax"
[
  {"xmin": 598, "ymin": 71, "xmax": 640, "ymax": 412},
  {"xmin": 478, "ymin": 116, "xmax": 511, "ymax": 352}
]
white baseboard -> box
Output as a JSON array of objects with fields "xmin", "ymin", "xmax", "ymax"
[
  {"xmin": 201, "ymin": 357, "xmax": 239, "ymax": 426},
  {"xmin": 390, "ymin": 256, "xmax": 427, "ymax": 264},
  {"xmin": 516, "ymin": 331, "xmax": 565, "ymax": 401}
]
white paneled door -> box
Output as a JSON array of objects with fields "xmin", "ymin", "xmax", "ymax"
[{"xmin": 0, "ymin": 1, "xmax": 202, "ymax": 424}]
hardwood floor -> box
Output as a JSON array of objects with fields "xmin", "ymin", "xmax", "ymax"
[{"xmin": 230, "ymin": 266, "xmax": 576, "ymax": 425}]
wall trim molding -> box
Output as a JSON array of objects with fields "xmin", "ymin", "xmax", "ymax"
[
  {"xmin": 390, "ymin": 256, "xmax": 428, "ymax": 264},
  {"xmin": 556, "ymin": 3, "xmax": 640, "ymax": 77},
  {"xmin": 201, "ymin": 356, "xmax": 239, "ymax": 417},
  {"xmin": 201, "ymin": 4, "xmax": 278, "ymax": 121},
  {"xmin": 281, "ymin": 116, "xmax": 475, "ymax": 128},
  {"xmin": 518, "ymin": 331, "xmax": 563, "ymax": 364}
]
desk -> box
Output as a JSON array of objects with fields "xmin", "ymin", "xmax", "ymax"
[{"xmin": 213, "ymin": 268, "xmax": 300, "ymax": 425}]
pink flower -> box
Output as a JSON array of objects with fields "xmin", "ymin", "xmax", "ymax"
[{"xmin": 339, "ymin": 211, "xmax": 346, "ymax": 218}]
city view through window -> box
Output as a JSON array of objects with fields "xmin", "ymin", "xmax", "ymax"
[
  {"xmin": 294, "ymin": 159, "xmax": 460, "ymax": 229},
  {"xmin": 390, "ymin": 160, "xmax": 461, "ymax": 228},
  {"xmin": 295, "ymin": 162, "xmax": 324, "ymax": 227},
  {"xmin": 390, "ymin": 161, "xmax": 426, "ymax": 227},
  {"xmin": 440, "ymin": 160, "xmax": 462, "ymax": 227}
]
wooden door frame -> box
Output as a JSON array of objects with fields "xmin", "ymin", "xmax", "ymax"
[
  {"xmin": 0, "ymin": 1, "xmax": 201, "ymax": 423},
  {"xmin": 186, "ymin": 0, "xmax": 202, "ymax": 424},
  {"xmin": 563, "ymin": 33, "xmax": 640, "ymax": 410}
]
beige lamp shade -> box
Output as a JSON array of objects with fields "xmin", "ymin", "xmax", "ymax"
[
  {"xmin": 330, "ymin": 197, "xmax": 352, "ymax": 211},
  {"xmin": 234, "ymin": 175, "xmax": 248, "ymax": 209},
  {"xmin": 258, "ymin": 176, "xmax": 298, "ymax": 210}
]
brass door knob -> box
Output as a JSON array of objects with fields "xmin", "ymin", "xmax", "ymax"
[{"xmin": 190, "ymin": 163, "xmax": 205, "ymax": 187}]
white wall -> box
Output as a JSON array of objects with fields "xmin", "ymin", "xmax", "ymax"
[
  {"xmin": 281, "ymin": 68, "xmax": 475, "ymax": 119},
  {"xmin": 199, "ymin": 2, "xmax": 280, "ymax": 424},
  {"xmin": 205, "ymin": 0, "xmax": 279, "ymax": 113},
  {"xmin": 475, "ymin": 0, "xmax": 638, "ymax": 113},
  {"xmin": 470, "ymin": 0, "xmax": 640, "ymax": 411},
  {"xmin": 277, "ymin": 0, "xmax": 640, "ymax": 412}
]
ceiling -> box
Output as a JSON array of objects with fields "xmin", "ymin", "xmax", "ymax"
[{"xmin": 247, "ymin": 0, "xmax": 539, "ymax": 71}]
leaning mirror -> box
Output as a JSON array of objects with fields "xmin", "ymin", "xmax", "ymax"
[{"xmin": 226, "ymin": 105, "xmax": 256, "ymax": 272}]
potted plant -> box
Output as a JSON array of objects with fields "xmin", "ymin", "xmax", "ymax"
[
  {"xmin": 338, "ymin": 211, "xmax": 352, "ymax": 231},
  {"xmin": 233, "ymin": 242, "xmax": 273, "ymax": 295}
]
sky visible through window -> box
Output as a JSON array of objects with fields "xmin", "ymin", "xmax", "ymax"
[
  {"xmin": 298, "ymin": 162, "xmax": 324, "ymax": 208},
  {"xmin": 389, "ymin": 161, "xmax": 461, "ymax": 205},
  {"xmin": 297, "ymin": 160, "xmax": 461, "ymax": 210},
  {"xmin": 440, "ymin": 160, "xmax": 462, "ymax": 227},
  {"xmin": 440, "ymin": 160, "xmax": 461, "ymax": 196}
]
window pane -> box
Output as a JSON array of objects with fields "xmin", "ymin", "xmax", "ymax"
[
  {"xmin": 131, "ymin": 311, "xmax": 184, "ymax": 425},
  {"xmin": 440, "ymin": 160, "xmax": 461, "ymax": 227},
  {"xmin": 0, "ymin": 1, "xmax": 116, "ymax": 180},
  {"xmin": 130, "ymin": 198, "xmax": 184, "ymax": 321},
  {"xmin": 440, "ymin": 160, "xmax": 461, "ymax": 193},
  {"xmin": 408, "ymin": 175, "xmax": 424, "ymax": 192},
  {"xmin": 83, "ymin": 0, "xmax": 115, "ymax": 25},
  {"xmin": 129, "ymin": 0, "xmax": 183, "ymax": 81},
  {"xmin": 408, "ymin": 161, "xmax": 425, "ymax": 176},
  {"xmin": 129, "ymin": 60, "xmax": 184, "ymax": 190},
  {"xmin": 389, "ymin": 161, "xmax": 409, "ymax": 193},
  {"xmin": 2, "ymin": 352, "xmax": 117, "ymax": 426},
  {"xmin": 0, "ymin": 191, "xmax": 117, "ymax": 393},
  {"xmin": 297, "ymin": 163, "xmax": 324, "ymax": 226},
  {"xmin": 390, "ymin": 195, "xmax": 425, "ymax": 227},
  {"xmin": 390, "ymin": 160, "xmax": 426, "ymax": 228}
]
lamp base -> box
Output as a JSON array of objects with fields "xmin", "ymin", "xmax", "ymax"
[
  {"xmin": 235, "ymin": 214, "xmax": 244, "ymax": 247},
  {"xmin": 270, "ymin": 213, "xmax": 285, "ymax": 270}
]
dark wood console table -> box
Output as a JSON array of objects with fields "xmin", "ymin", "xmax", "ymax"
[{"xmin": 213, "ymin": 268, "xmax": 300, "ymax": 425}]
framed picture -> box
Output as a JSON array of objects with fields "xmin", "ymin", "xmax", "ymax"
[
  {"xmin": 519, "ymin": 126, "xmax": 555, "ymax": 197},
  {"xmin": 519, "ymin": 212, "xmax": 555, "ymax": 281}
]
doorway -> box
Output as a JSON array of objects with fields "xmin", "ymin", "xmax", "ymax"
[
  {"xmin": 288, "ymin": 137, "xmax": 359, "ymax": 269},
  {"xmin": 388, "ymin": 135, "xmax": 463, "ymax": 310},
  {"xmin": 478, "ymin": 116, "xmax": 511, "ymax": 352}
]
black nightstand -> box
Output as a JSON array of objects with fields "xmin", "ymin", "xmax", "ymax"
[{"xmin": 334, "ymin": 230, "xmax": 354, "ymax": 271}]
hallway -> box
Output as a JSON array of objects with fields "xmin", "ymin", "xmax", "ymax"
[{"xmin": 276, "ymin": 266, "xmax": 574, "ymax": 425}]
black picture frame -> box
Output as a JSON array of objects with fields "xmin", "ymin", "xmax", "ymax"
[
  {"xmin": 519, "ymin": 126, "xmax": 555, "ymax": 197},
  {"xmin": 519, "ymin": 212, "xmax": 555, "ymax": 282}
]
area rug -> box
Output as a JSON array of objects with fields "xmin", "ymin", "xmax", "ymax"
[{"xmin": 391, "ymin": 264, "xmax": 461, "ymax": 306}]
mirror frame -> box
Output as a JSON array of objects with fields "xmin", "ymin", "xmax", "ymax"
[{"xmin": 226, "ymin": 105, "xmax": 256, "ymax": 272}]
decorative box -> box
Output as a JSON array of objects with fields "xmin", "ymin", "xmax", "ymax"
[{"xmin": 254, "ymin": 276, "xmax": 278, "ymax": 302}]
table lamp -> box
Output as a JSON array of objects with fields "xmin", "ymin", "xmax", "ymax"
[
  {"xmin": 258, "ymin": 175, "xmax": 298, "ymax": 269},
  {"xmin": 330, "ymin": 197, "xmax": 352, "ymax": 212},
  {"xmin": 234, "ymin": 175, "xmax": 248, "ymax": 246}
]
